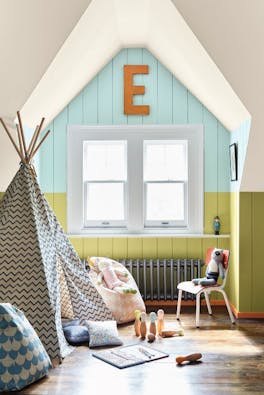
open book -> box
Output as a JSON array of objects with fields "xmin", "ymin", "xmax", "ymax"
[{"xmin": 92, "ymin": 344, "xmax": 169, "ymax": 369}]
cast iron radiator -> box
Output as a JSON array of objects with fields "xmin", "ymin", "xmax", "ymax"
[{"xmin": 117, "ymin": 258, "xmax": 204, "ymax": 301}]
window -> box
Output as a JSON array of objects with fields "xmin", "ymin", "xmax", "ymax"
[
  {"xmin": 67, "ymin": 125, "xmax": 203, "ymax": 235},
  {"xmin": 83, "ymin": 141, "xmax": 127, "ymax": 227}
]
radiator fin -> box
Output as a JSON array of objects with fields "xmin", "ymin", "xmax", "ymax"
[{"xmin": 117, "ymin": 258, "xmax": 204, "ymax": 301}]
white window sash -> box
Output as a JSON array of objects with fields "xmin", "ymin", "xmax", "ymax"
[{"xmin": 144, "ymin": 181, "xmax": 188, "ymax": 228}]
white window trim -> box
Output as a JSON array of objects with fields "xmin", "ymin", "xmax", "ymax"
[{"xmin": 67, "ymin": 124, "xmax": 204, "ymax": 235}]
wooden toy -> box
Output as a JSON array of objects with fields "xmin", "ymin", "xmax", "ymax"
[
  {"xmin": 157, "ymin": 309, "xmax": 164, "ymax": 336},
  {"xmin": 147, "ymin": 333, "xmax": 156, "ymax": 343},
  {"xmin": 140, "ymin": 312, "xmax": 147, "ymax": 339},
  {"xmin": 161, "ymin": 328, "xmax": 184, "ymax": 337},
  {"xmin": 134, "ymin": 310, "xmax": 141, "ymax": 337},
  {"xmin": 149, "ymin": 312, "xmax": 157, "ymax": 336},
  {"xmin": 176, "ymin": 353, "xmax": 202, "ymax": 364}
]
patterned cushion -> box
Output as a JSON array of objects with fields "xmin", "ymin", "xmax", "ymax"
[
  {"xmin": 85, "ymin": 320, "xmax": 123, "ymax": 348},
  {"xmin": 0, "ymin": 303, "xmax": 52, "ymax": 392}
]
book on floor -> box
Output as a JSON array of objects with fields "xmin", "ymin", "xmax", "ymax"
[{"xmin": 92, "ymin": 344, "xmax": 169, "ymax": 369}]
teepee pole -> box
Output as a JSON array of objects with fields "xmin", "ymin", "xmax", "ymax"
[
  {"xmin": 17, "ymin": 111, "xmax": 28, "ymax": 159},
  {"xmin": 28, "ymin": 117, "xmax": 45, "ymax": 158},
  {"xmin": 29, "ymin": 130, "xmax": 50, "ymax": 160},
  {"xmin": 16, "ymin": 124, "xmax": 26, "ymax": 163},
  {"xmin": 0, "ymin": 118, "xmax": 24, "ymax": 162}
]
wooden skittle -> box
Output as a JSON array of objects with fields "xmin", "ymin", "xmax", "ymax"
[
  {"xmin": 140, "ymin": 312, "xmax": 147, "ymax": 339},
  {"xmin": 176, "ymin": 353, "xmax": 202, "ymax": 364},
  {"xmin": 134, "ymin": 310, "xmax": 141, "ymax": 337},
  {"xmin": 161, "ymin": 328, "xmax": 184, "ymax": 337}
]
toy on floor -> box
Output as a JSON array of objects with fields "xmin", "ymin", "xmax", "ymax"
[
  {"xmin": 147, "ymin": 333, "xmax": 156, "ymax": 343},
  {"xmin": 134, "ymin": 310, "xmax": 141, "ymax": 337},
  {"xmin": 89, "ymin": 257, "xmax": 137, "ymax": 294},
  {"xmin": 192, "ymin": 248, "xmax": 225, "ymax": 286},
  {"xmin": 176, "ymin": 353, "xmax": 202, "ymax": 364},
  {"xmin": 140, "ymin": 312, "xmax": 147, "ymax": 339},
  {"xmin": 161, "ymin": 328, "xmax": 184, "ymax": 337},
  {"xmin": 149, "ymin": 312, "xmax": 157, "ymax": 336},
  {"xmin": 157, "ymin": 309, "xmax": 164, "ymax": 335}
]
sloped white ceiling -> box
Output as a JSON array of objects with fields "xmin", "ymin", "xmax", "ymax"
[{"xmin": 20, "ymin": 0, "xmax": 250, "ymax": 132}]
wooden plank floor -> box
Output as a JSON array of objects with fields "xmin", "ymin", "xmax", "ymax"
[{"xmin": 18, "ymin": 307, "xmax": 264, "ymax": 395}]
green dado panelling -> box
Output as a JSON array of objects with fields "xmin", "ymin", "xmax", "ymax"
[{"xmin": 39, "ymin": 48, "xmax": 230, "ymax": 195}]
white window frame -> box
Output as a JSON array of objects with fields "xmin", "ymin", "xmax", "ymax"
[
  {"xmin": 83, "ymin": 140, "xmax": 127, "ymax": 228},
  {"xmin": 67, "ymin": 124, "xmax": 203, "ymax": 235},
  {"xmin": 143, "ymin": 139, "xmax": 188, "ymax": 228}
]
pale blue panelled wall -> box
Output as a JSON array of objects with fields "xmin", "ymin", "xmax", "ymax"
[
  {"xmin": 39, "ymin": 48, "xmax": 230, "ymax": 195},
  {"xmin": 230, "ymin": 119, "xmax": 251, "ymax": 192}
]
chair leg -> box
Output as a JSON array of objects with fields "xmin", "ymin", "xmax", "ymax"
[
  {"xmin": 196, "ymin": 293, "xmax": 200, "ymax": 327},
  {"xmin": 176, "ymin": 289, "xmax": 182, "ymax": 320},
  {"xmin": 221, "ymin": 290, "xmax": 235, "ymax": 324},
  {"xmin": 204, "ymin": 291, "xmax": 212, "ymax": 315}
]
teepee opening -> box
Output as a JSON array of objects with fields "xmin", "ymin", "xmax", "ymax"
[{"xmin": 0, "ymin": 112, "xmax": 113, "ymax": 362}]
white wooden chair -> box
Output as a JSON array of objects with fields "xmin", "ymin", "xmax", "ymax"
[{"xmin": 176, "ymin": 248, "xmax": 235, "ymax": 327}]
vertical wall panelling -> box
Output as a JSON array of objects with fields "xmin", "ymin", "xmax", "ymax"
[
  {"xmin": 53, "ymin": 109, "xmax": 68, "ymax": 192},
  {"xmin": 142, "ymin": 238, "xmax": 157, "ymax": 259},
  {"xmin": 251, "ymin": 193, "xmax": 264, "ymax": 311},
  {"xmin": 187, "ymin": 238, "xmax": 202, "ymax": 259},
  {"xmin": 239, "ymin": 192, "xmax": 252, "ymax": 311},
  {"xmin": 113, "ymin": 49, "xmax": 128, "ymax": 124},
  {"xmin": 187, "ymin": 92, "xmax": 203, "ymax": 123},
  {"xmin": 173, "ymin": 78, "xmax": 188, "ymax": 124},
  {"xmin": 172, "ymin": 238, "xmax": 187, "ymax": 258},
  {"xmin": 157, "ymin": 62, "xmax": 173, "ymax": 124},
  {"xmin": 83, "ymin": 238, "xmax": 98, "ymax": 259},
  {"xmin": 217, "ymin": 123, "xmax": 230, "ymax": 192},
  {"xmin": 39, "ymin": 124, "xmax": 54, "ymax": 193},
  {"xmin": 142, "ymin": 49, "xmax": 158, "ymax": 124},
  {"xmin": 127, "ymin": 238, "xmax": 143, "ymax": 259},
  {"xmin": 98, "ymin": 238, "xmax": 113, "ymax": 257},
  {"xmin": 98, "ymin": 62, "xmax": 113, "ymax": 124},
  {"xmin": 127, "ymin": 49, "xmax": 143, "ymax": 125},
  {"xmin": 83, "ymin": 77, "xmax": 98, "ymax": 124},
  {"xmin": 157, "ymin": 238, "xmax": 172, "ymax": 258},
  {"xmin": 68, "ymin": 93, "xmax": 83, "ymax": 124},
  {"xmin": 203, "ymin": 108, "xmax": 218, "ymax": 192},
  {"xmin": 112, "ymin": 238, "xmax": 128, "ymax": 260}
]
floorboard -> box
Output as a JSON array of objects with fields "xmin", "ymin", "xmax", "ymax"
[{"xmin": 18, "ymin": 307, "xmax": 264, "ymax": 395}]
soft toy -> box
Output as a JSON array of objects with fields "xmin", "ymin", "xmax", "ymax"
[
  {"xmin": 88, "ymin": 257, "xmax": 137, "ymax": 294},
  {"xmin": 192, "ymin": 248, "xmax": 225, "ymax": 286}
]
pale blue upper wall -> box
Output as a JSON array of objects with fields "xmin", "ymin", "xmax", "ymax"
[
  {"xmin": 230, "ymin": 119, "xmax": 251, "ymax": 193},
  {"xmin": 38, "ymin": 48, "xmax": 230, "ymax": 193}
]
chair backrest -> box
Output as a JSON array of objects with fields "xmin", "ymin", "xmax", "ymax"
[{"xmin": 205, "ymin": 248, "xmax": 230, "ymax": 287}]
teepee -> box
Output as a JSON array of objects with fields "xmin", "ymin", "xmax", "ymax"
[{"xmin": 0, "ymin": 112, "xmax": 113, "ymax": 361}]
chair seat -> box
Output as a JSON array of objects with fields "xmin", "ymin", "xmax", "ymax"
[{"xmin": 177, "ymin": 281, "xmax": 221, "ymax": 295}]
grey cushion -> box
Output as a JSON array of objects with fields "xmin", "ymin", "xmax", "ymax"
[{"xmin": 63, "ymin": 325, "xmax": 90, "ymax": 345}]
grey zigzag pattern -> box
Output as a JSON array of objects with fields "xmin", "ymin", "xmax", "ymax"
[{"xmin": 0, "ymin": 164, "xmax": 113, "ymax": 361}]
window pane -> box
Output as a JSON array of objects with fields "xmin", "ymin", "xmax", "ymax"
[
  {"xmin": 83, "ymin": 141, "xmax": 126, "ymax": 181},
  {"xmin": 85, "ymin": 183, "xmax": 125, "ymax": 221},
  {"xmin": 146, "ymin": 183, "xmax": 184, "ymax": 221},
  {"xmin": 144, "ymin": 141, "xmax": 187, "ymax": 181}
]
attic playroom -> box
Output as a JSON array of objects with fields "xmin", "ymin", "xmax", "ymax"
[{"xmin": 0, "ymin": 0, "xmax": 263, "ymax": 394}]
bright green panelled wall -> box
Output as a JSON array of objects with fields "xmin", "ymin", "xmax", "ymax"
[
  {"xmin": 38, "ymin": 48, "xmax": 231, "ymax": 298},
  {"xmin": 239, "ymin": 193, "xmax": 264, "ymax": 312}
]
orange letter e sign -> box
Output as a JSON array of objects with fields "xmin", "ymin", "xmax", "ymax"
[{"xmin": 124, "ymin": 65, "xmax": 150, "ymax": 115}]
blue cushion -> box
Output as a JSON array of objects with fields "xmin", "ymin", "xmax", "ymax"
[
  {"xmin": 63, "ymin": 325, "xmax": 90, "ymax": 345},
  {"xmin": 62, "ymin": 319, "xmax": 81, "ymax": 328},
  {"xmin": 0, "ymin": 303, "xmax": 51, "ymax": 392}
]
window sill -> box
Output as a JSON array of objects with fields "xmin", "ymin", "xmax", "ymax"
[{"xmin": 67, "ymin": 233, "xmax": 230, "ymax": 239}]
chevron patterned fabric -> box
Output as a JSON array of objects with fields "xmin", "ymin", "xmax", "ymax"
[{"xmin": 0, "ymin": 164, "xmax": 113, "ymax": 362}]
